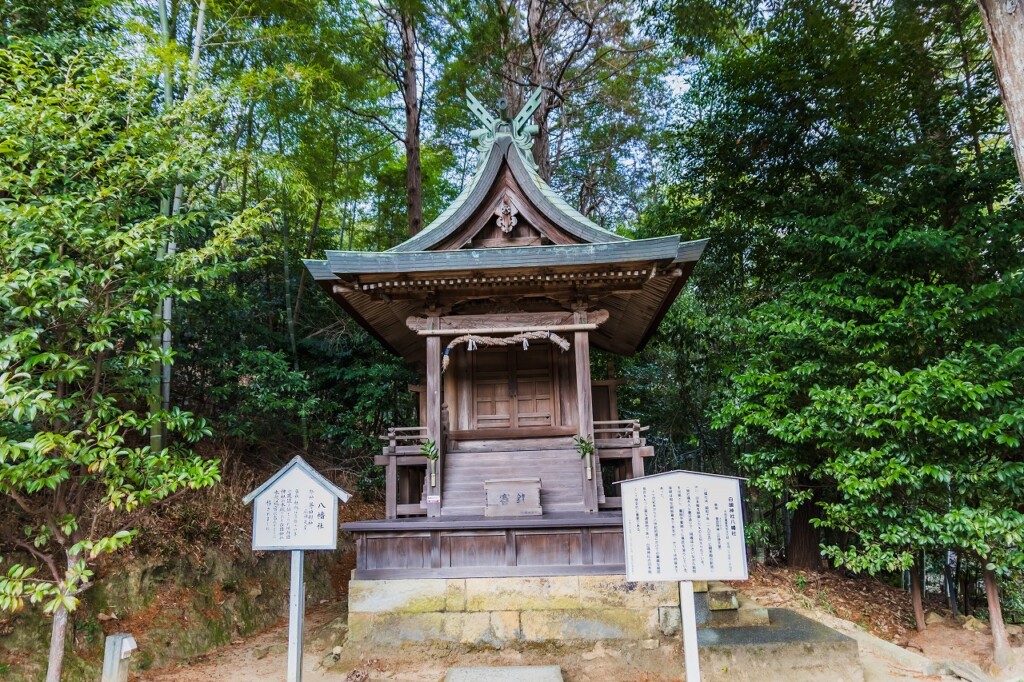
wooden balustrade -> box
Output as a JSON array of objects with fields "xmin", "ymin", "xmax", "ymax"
[
  {"xmin": 376, "ymin": 421, "xmax": 653, "ymax": 517},
  {"xmin": 592, "ymin": 419, "xmax": 653, "ymax": 510},
  {"xmin": 375, "ymin": 426, "xmax": 431, "ymax": 518},
  {"xmin": 593, "ymin": 419, "xmax": 648, "ymax": 447}
]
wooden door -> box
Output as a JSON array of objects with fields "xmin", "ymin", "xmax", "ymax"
[{"xmin": 472, "ymin": 346, "xmax": 555, "ymax": 432}]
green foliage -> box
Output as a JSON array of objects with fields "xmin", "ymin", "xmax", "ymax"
[
  {"xmin": 573, "ymin": 435, "xmax": 595, "ymax": 459},
  {"xmin": 210, "ymin": 349, "xmax": 319, "ymax": 442},
  {"xmin": 651, "ymin": 0, "xmax": 1024, "ymax": 578},
  {"xmin": 0, "ymin": 40, "xmax": 266, "ymax": 611},
  {"xmin": 420, "ymin": 439, "xmax": 438, "ymax": 461}
]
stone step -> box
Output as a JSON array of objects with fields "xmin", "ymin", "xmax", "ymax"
[
  {"xmin": 707, "ymin": 593, "xmax": 771, "ymax": 627},
  {"xmin": 690, "ymin": 583, "xmax": 771, "ymax": 629},
  {"xmin": 446, "ymin": 666, "xmax": 564, "ymax": 682},
  {"xmin": 697, "ymin": 608, "xmax": 862, "ymax": 682},
  {"xmin": 707, "ymin": 583, "xmax": 739, "ymax": 611}
]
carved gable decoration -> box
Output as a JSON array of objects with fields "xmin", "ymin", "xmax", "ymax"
[
  {"xmin": 495, "ymin": 192, "xmax": 519, "ymax": 233},
  {"xmin": 456, "ymin": 185, "xmax": 553, "ymax": 250},
  {"xmin": 303, "ymin": 87, "xmax": 710, "ymax": 362}
]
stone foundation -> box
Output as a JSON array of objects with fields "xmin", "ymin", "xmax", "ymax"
[{"xmin": 347, "ymin": 575, "xmax": 700, "ymax": 646}]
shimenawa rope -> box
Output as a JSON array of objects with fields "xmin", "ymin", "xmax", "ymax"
[{"xmin": 441, "ymin": 330, "xmax": 571, "ymax": 373}]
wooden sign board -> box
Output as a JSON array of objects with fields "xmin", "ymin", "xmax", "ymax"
[
  {"xmin": 484, "ymin": 478, "xmax": 542, "ymax": 517},
  {"xmin": 244, "ymin": 456, "xmax": 351, "ymax": 551},
  {"xmin": 619, "ymin": 470, "xmax": 747, "ymax": 582},
  {"xmin": 243, "ymin": 456, "xmax": 351, "ymax": 682}
]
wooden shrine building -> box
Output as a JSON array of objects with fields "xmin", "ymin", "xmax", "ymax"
[{"xmin": 305, "ymin": 91, "xmax": 706, "ymax": 581}]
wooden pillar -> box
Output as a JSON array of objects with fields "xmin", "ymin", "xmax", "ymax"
[
  {"xmin": 574, "ymin": 311, "xmax": 597, "ymax": 512},
  {"xmin": 385, "ymin": 429, "xmax": 397, "ymax": 519},
  {"xmin": 425, "ymin": 317, "xmax": 443, "ymax": 517}
]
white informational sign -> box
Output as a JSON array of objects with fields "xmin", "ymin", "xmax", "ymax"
[
  {"xmin": 243, "ymin": 456, "xmax": 351, "ymax": 682},
  {"xmin": 251, "ymin": 468, "xmax": 340, "ymax": 550},
  {"xmin": 245, "ymin": 456, "xmax": 350, "ymax": 551},
  {"xmin": 619, "ymin": 470, "xmax": 747, "ymax": 583}
]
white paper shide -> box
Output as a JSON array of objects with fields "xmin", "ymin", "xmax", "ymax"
[{"xmin": 620, "ymin": 470, "xmax": 747, "ymax": 582}]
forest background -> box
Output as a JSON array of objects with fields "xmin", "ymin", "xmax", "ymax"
[{"xmin": 1, "ymin": 0, "xmax": 1023, "ymax": 679}]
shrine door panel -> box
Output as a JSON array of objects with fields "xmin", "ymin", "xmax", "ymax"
[
  {"xmin": 472, "ymin": 346, "xmax": 555, "ymax": 431},
  {"xmin": 514, "ymin": 347, "xmax": 553, "ymax": 427}
]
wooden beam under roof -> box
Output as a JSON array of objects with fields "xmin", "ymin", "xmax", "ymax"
[{"xmin": 406, "ymin": 309, "xmax": 609, "ymax": 332}]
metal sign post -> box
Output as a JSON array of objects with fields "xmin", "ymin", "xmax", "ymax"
[
  {"xmin": 244, "ymin": 456, "xmax": 351, "ymax": 682},
  {"xmin": 678, "ymin": 580, "xmax": 701, "ymax": 681},
  {"xmin": 618, "ymin": 470, "xmax": 748, "ymax": 682},
  {"xmin": 287, "ymin": 550, "xmax": 305, "ymax": 681}
]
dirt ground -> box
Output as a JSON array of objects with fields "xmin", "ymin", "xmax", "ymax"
[
  {"xmin": 137, "ymin": 566, "xmax": 1024, "ymax": 682},
  {"xmin": 134, "ymin": 607, "xmax": 974, "ymax": 682},
  {"xmin": 736, "ymin": 565, "xmax": 1024, "ymax": 680}
]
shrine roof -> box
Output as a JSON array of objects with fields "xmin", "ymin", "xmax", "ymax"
[
  {"xmin": 302, "ymin": 89, "xmax": 709, "ymax": 360},
  {"xmin": 390, "ymin": 135, "xmax": 626, "ymax": 252},
  {"xmin": 308, "ymin": 235, "xmax": 704, "ymax": 277}
]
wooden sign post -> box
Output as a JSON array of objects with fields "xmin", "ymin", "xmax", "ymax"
[
  {"xmin": 244, "ymin": 456, "xmax": 351, "ymax": 682},
  {"xmin": 618, "ymin": 471, "xmax": 748, "ymax": 682}
]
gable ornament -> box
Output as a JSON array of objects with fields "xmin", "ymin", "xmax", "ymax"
[
  {"xmin": 495, "ymin": 193, "xmax": 519, "ymax": 233},
  {"xmin": 466, "ymin": 87, "xmax": 544, "ymax": 170}
]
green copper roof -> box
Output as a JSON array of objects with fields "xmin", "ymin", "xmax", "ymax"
[
  {"xmin": 302, "ymin": 90, "xmax": 710, "ymax": 359},
  {"xmin": 312, "ymin": 236, "xmax": 704, "ymax": 278},
  {"xmin": 391, "ymin": 136, "xmax": 625, "ymax": 252},
  {"xmin": 390, "ymin": 89, "xmax": 626, "ymax": 252}
]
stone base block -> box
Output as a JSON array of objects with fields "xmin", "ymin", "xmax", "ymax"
[
  {"xmin": 520, "ymin": 608, "xmax": 660, "ymax": 641},
  {"xmin": 347, "ymin": 574, "xmax": 678, "ymax": 645},
  {"xmin": 698, "ymin": 609, "xmax": 862, "ymax": 682},
  {"xmin": 446, "ymin": 666, "xmax": 563, "ymax": 682}
]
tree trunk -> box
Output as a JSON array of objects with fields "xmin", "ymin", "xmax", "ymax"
[
  {"xmin": 44, "ymin": 601, "xmax": 68, "ymax": 682},
  {"xmin": 151, "ymin": 0, "xmax": 174, "ymax": 454},
  {"xmin": 984, "ymin": 567, "xmax": 1012, "ymax": 668},
  {"xmin": 910, "ymin": 562, "xmax": 927, "ymax": 632},
  {"xmin": 945, "ymin": 550, "xmax": 960, "ymax": 616},
  {"xmin": 293, "ymin": 196, "xmax": 323, "ymax": 322},
  {"xmin": 786, "ymin": 498, "xmax": 821, "ymax": 569},
  {"xmin": 976, "ymin": 0, "xmax": 1024, "ymax": 183},
  {"xmin": 749, "ymin": 491, "xmax": 766, "ymax": 565},
  {"xmin": 159, "ymin": 0, "xmax": 206, "ymax": 428},
  {"xmin": 399, "ymin": 9, "xmax": 422, "ymax": 237},
  {"xmin": 279, "ymin": 197, "xmax": 308, "ymax": 451},
  {"xmin": 526, "ymin": 0, "xmax": 552, "ymax": 180}
]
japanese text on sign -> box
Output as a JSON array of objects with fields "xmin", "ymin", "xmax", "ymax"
[
  {"xmin": 251, "ymin": 467, "xmax": 338, "ymax": 550},
  {"xmin": 620, "ymin": 471, "xmax": 747, "ymax": 582}
]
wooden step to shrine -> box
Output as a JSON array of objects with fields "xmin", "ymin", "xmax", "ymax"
[
  {"xmin": 443, "ymin": 448, "xmax": 583, "ymax": 515},
  {"xmin": 448, "ymin": 437, "xmax": 574, "ymax": 453}
]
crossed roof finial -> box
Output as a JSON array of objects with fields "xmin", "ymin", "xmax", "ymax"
[{"xmin": 466, "ymin": 87, "xmax": 544, "ymax": 169}]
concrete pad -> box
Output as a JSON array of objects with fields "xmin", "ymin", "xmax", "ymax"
[
  {"xmin": 697, "ymin": 608, "xmax": 863, "ymax": 682},
  {"xmin": 445, "ymin": 666, "xmax": 563, "ymax": 682}
]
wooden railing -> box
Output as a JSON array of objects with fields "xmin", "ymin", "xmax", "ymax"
[
  {"xmin": 593, "ymin": 419, "xmax": 648, "ymax": 447},
  {"xmin": 376, "ymin": 421, "xmax": 655, "ymax": 517},
  {"xmin": 376, "ymin": 426, "xmax": 429, "ymax": 518},
  {"xmin": 593, "ymin": 420, "xmax": 653, "ymax": 510}
]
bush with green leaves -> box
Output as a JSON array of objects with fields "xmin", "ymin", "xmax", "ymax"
[{"xmin": 0, "ymin": 40, "xmax": 267, "ymax": 679}]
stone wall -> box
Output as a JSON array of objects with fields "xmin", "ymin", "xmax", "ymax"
[{"xmin": 347, "ymin": 575, "xmax": 701, "ymax": 647}]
